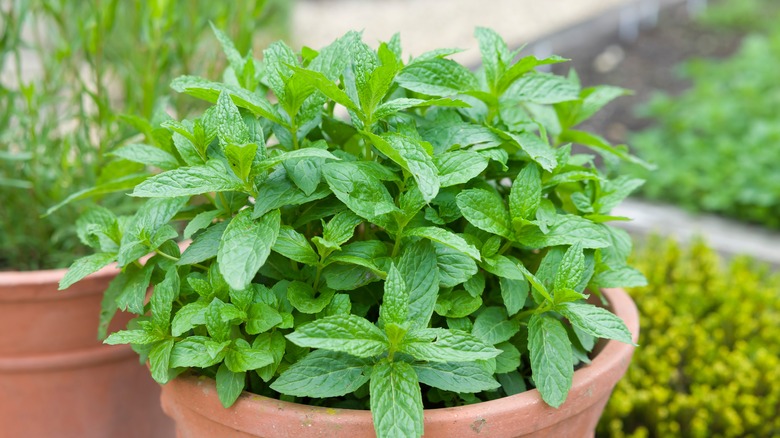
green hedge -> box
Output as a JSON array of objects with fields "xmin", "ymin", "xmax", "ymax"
[{"xmin": 597, "ymin": 238, "xmax": 780, "ymax": 437}]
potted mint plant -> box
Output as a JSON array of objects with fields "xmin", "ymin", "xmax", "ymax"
[{"xmin": 63, "ymin": 27, "xmax": 646, "ymax": 438}]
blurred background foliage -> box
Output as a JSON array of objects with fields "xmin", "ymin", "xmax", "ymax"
[
  {"xmin": 598, "ymin": 238, "xmax": 780, "ymax": 437},
  {"xmin": 0, "ymin": 0, "xmax": 290, "ymax": 270},
  {"xmin": 628, "ymin": 0, "xmax": 780, "ymax": 227}
]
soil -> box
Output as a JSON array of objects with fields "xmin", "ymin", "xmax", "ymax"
[{"xmin": 550, "ymin": 2, "xmax": 745, "ymax": 146}]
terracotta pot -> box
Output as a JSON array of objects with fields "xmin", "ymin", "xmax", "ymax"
[
  {"xmin": 160, "ymin": 288, "xmax": 638, "ymax": 438},
  {"xmin": 0, "ymin": 266, "xmax": 174, "ymax": 438}
]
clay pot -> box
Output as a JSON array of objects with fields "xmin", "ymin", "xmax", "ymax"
[
  {"xmin": 160, "ymin": 288, "xmax": 638, "ymax": 438},
  {"xmin": 0, "ymin": 266, "xmax": 174, "ymax": 438}
]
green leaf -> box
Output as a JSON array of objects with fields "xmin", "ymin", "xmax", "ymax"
[
  {"xmin": 224, "ymin": 143, "xmax": 258, "ymax": 181},
  {"xmin": 216, "ymin": 363, "xmax": 245, "ymax": 408},
  {"xmin": 215, "ymin": 91, "xmax": 250, "ymax": 145},
  {"xmin": 456, "ymin": 189, "xmax": 512, "ymax": 238},
  {"xmin": 271, "ymin": 350, "xmax": 371, "ymax": 398},
  {"xmin": 373, "ymin": 97, "xmax": 469, "ymax": 120},
  {"xmin": 433, "ymin": 151, "xmax": 489, "ymax": 187},
  {"xmin": 253, "ymin": 168, "xmax": 331, "ymax": 218},
  {"xmin": 254, "ymin": 331, "xmax": 287, "ymax": 381},
  {"xmin": 170, "ymin": 336, "xmax": 229, "ymax": 368},
  {"xmin": 376, "ymin": 133, "xmax": 440, "ymax": 203},
  {"xmin": 132, "ymin": 160, "xmax": 243, "ymax": 197},
  {"xmin": 171, "ymin": 302, "xmax": 209, "ymax": 336},
  {"xmin": 475, "ymin": 27, "xmax": 511, "ymax": 91},
  {"xmin": 435, "ymin": 244, "xmax": 478, "ymax": 288},
  {"xmin": 495, "ymin": 342, "xmax": 522, "ymax": 373},
  {"xmin": 380, "ymin": 264, "xmax": 408, "ymax": 326},
  {"xmin": 472, "ymin": 307, "xmax": 521, "ymax": 345},
  {"xmin": 504, "ymin": 72, "xmax": 580, "ymax": 104},
  {"xmin": 404, "ymin": 227, "xmax": 480, "ymax": 261},
  {"xmin": 435, "ymin": 289, "xmax": 483, "ymax": 318},
  {"xmin": 502, "ymin": 131, "xmax": 557, "ymax": 172},
  {"xmin": 322, "ymin": 211, "xmax": 363, "ymax": 247},
  {"xmin": 556, "ymin": 302, "xmax": 634, "ymax": 344},
  {"xmin": 44, "ymin": 173, "xmax": 148, "ymax": 217},
  {"xmin": 256, "ymin": 148, "xmax": 340, "ymax": 173},
  {"xmin": 554, "ymin": 242, "xmax": 585, "ymax": 293},
  {"xmin": 594, "ymin": 176, "xmax": 644, "ymax": 214},
  {"xmin": 287, "ymin": 281, "xmax": 335, "ymax": 314},
  {"xmin": 286, "ymin": 314, "xmax": 388, "ymax": 358},
  {"xmin": 500, "ymin": 277, "xmax": 529, "ymax": 316},
  {"xmin": 528, "ymin": 314, "xmax": 573, "ymax": 408},
  {"xmin": 370, "ymin": 360, "xmax": 424, "ymax": 438},
  {"xmin": 572, "ymin": 85, "xmax": 630, "ymax": 126},
  {"xmin": 104, "ymin": 329, "xmax": 159, "ymax": 346},
  {"xmin": 151, "ymin": 269, "xmax": 179, "ymax": 334},
  {"xmin": 110, "ymin": 144, "xmax": 179, "ymax": 170},
  {"xmin": 115, "ymin": 262, "xmax": 155, "ymax": 314},
  {"xmin": 396, "ymin": 58, "xmax": 478, "ymax": 96},
  {"xmin": 148, "ymin": 338, "xmax": 175, "ymax": 384},
  {"xmin": 209, "ymin": 23, "xmax": 244, "ymax": 74},
  {"xmin": 516, "ymin": 215, "xmax": 611, "ymax": 249},
  {"xmin": 480, "ymin": 255, "xmax": 526, "ymax": 280},
  {"xmin": 413, "ymin": 361, "xmax": 500, "ymax": 393},
  {"xmin": 272, "ymin": 226, "xmax": 319, "ymax": 265},
  {"xmin": 398, "ymin": 240, "xmax": 440, "ymax": 328},
  {"xmin": 59, "ymin": 253, "xmax": 116, "ymax": 290},
  {"xmin": 225, "ymin": 338, "xmax": 275, "ymax": 373},
  {"xmin": 401, "ymin": 328, "xmax": 501, "ymax": 362},
  {"xmin": 179, "ymin": 221, "xmax": 228, "ymax": 265},
  {"xmin": 509, "ymin": 164, "xmax": 542, "ymax": 221},
  {"xmin": 170, "ymin": 76, "xmax": 284, "ymax": 125},
  {"xmin": 322, "ymin": 161, "xmax": 398, "ymax": 222},
  {"xmin": 497, "ymin": 55, "xmax": 568, "ymax": 94},
  {"xmin": 217, "ymin": 209, "xmax": 281, "ymax": 290},
  {"xmin": 289, "ymin": 67, "xmax": 359, "ymax": 112},
  {"xmin": 183, "ymin": 210, "xmax": 222, "ymax": 240},
  {"xmin": 246, "ymin": 302, "xmax": 284, "ymax": 334}
]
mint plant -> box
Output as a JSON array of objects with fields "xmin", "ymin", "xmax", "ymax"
[{"xmin": 62, "ymin": 27, "xmax": 645, "ymax": 438}]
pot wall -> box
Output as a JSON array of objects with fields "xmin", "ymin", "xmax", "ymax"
[
  {"xmin": 160, "ymin": 288, "xmax": 639, "ymax": 438},
  {"xmin": 0, "ymin": 267, "xmax": 174, "ymax": 438}
]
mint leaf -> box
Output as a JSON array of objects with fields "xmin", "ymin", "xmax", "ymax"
[
  {"xmin": 323, "ymin": 161, "xmax": 397, "ymax": 222},
  {"xmin": 179, "ymin": 221, "xmax": 227, "ymax": 265},
  {"xmin": 528, "ymin": 314, "xmax": 573, "ymax": 408},
  {"xmin": 272, "ymin": 226, "xmax": 319, "ymax": 265},
  {"xmin": 256, "ymin": 148, "xmax": 339, "ymax": 173},
  {"xmin": 433, "ymin": 151, "xmax": 489, "ymax": 187},
  {"xmin": 370, "ymin": 360, "xmax": 424, "ymax": 438},
  {"xmin": 499, "ymin": 277, "xmax": 529, "ymax": 316},
  {"xmin": 170, "ymin": 336, "xmax": 229, "ymax": 368},
  {"xmin": 322, "ymin": 211, "xmax": 363, "ymax": 247},
  {"xmin": 398, "ymin": 240, "xmax": 439, "ymax": 329},
  {"xmin": 246, "ymin": 303, "xmax": 284, "ymax": 334},
  {"xmin": 170, "ymin": 76, "xmax": 283, "ymax": 124},
  {"xmin": 271, "ymin": 350, "xmax": 371, "ymax": 398},
  {"xmin": 396, "ymin": 58, "xmax": 478, "ymax": 96},
  {"xmin": 132, "ymin": 160, "xmax": 243, "ymax": 197},
  {"xmin": 435, "ymin": 244, "xmax": 478, "ymax": 288},
  {"xmin": 171, "ymin": 302, "xmax": 209, "ymax": 337},
  {"xmin": 110, "ymin": 143, "xmax": 179, "ymax": 170},
  {"xmin": 287, "ymin": 281, "xmax": 335, "ymax": 314},
  {"xmin": 286, "ymin": 314, "xmax": 388, "ymax": 358},
  {"xmin": 502, "ymin": 131, "xmax": 557, "ymax": 172},
  {"xmin": 59, "ymin": 252, "xmax": 116, "ymax": 290},
  {"xmin": 413, "ymin": 361, "xmax": 500, "ymax": 393},
  {"xmin": 183, "ymin": 210, "xmax": 221, "ymax": 240},
  {"xmin": 509, "ymin": 164, "xmax": 542, "ymax": 221},
  {"xmin": 472, "ymin": 307, "xmax": 520, "ymax": 345},
  {"xmin": 401, "ymin": 328, "xmax": 501, "ymax": 362},
  {"xmin": 224, "ymin": 142, "xmax": 257, "ymax": 181},
  {"xmin": 148, "ymin": 338, "xmax": 175, "ymax": 384},
  {"xmin": 475, "ymin": 27, "xmax": 511, "ymax": 92},
  {"xmin": 556, "ymin": 302, "xmax": 634, "ymax": 344},
  {"xmin": 380, "ymin": 264, "xmax": 408, "ymax": 326},
  {"xmin": 216, "ymin": 363, "xmax": 245, "ymax": 408},
  {"xmin": 516, "ymin": 215, "xmax": 611, "ymax": 249},
  {"xmin": 217, "ymin": 209, "xmax": 281, "ymax": 290},
  {"xmin": 224, "ymin": 338, "xmax": 275, "ymax": 373},
  {"xmin": 554, "ymin": 242, "xmax": 585, "ymax": 293},
  {"xmin": 151, "ymin": 269, "xmax": 179, "ymax": 334},
  {"xmin": 289, "ymin": 67, "xmax": 359, "ymax": 112},
  {"xmin": 370, "ymin": 133, "xmax": 439, "ymax": 203},
  {"xmin": 404, "ymin": 227, "xmax": 480, "ymax": 261},
  {"xmin": 104, "ymin": 329, "xmax": 159, "ymax": 345},
  {"xmin": 456, "ymin": 189, "xmax": 512, "ymax": 238},
  {"xmin": 215, "ymin": 90, "xmax": 250, "ymax": 145},
  {"xmin": 504, "ymin": 72, "xmax": 580, "ymax": 104}
]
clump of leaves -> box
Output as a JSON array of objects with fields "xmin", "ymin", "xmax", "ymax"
[
  {"xmin": 63, "ymin": 27, "xmax": 645, "ymax": 438},
  {"xmin": 629, "ymin": 32, "xmax": 780, "ymax": 228}
]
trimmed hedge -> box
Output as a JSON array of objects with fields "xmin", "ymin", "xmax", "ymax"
[{"xmin": 597, "ymin": 238, "xmax": 780, "ymax": 437}]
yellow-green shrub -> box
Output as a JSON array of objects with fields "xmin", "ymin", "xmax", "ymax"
[{"xmin": 597, "ymin": 238, "xmax": 780, "ymax": 438}]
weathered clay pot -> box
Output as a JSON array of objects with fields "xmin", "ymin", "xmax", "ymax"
[
  {"xmin": 160, "ymin": 288, "xmax": 638, "ymax": 438},
  {"xmin": 0, "ymin": 266, "xmax": 174, "ymax": 438}
]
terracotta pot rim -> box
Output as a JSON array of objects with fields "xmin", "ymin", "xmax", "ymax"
[
  {"xmin": 0, "ymin": 343, "xmax": 136, "ymax": 373},
  {"xmin": 164, "ymin": 288, "xmax": 639, "ymax": 434}
]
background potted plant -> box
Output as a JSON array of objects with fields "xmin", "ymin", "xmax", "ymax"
[
  {"xmin": 0, "ymin": 2, "xmax": 287, "ymax": 437},
  {"xmin": 63, "ymin": 26, "xmax": 647, "ymax": 437}
]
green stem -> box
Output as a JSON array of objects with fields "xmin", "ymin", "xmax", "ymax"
[{"xmin": 154, "ymin": 248, "xmax": 208, "ymax": 271}]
